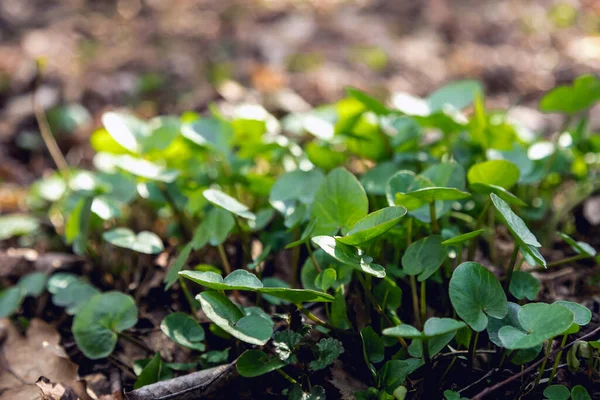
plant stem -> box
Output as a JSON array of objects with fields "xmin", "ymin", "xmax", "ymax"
[
  {"xmin": 534, "ymin": 339, "xmax": 553, "ymax": 387},
  {"xmin": 549, "ymin": 334, "xmax": 568, "ymax": 384},
  {"xmin": 503, "ymin": 243, "xmax": 519, "ymax": 295},
  {"xmin": 296, "ymin": 304, "xmax": 346, "ymax": 334},
  {"xmin": 217, "ymin": 244, "xmax": 232, "ymax": 274},
  {"xmin": 118, "ymin": 331, "xmax": 152, "ymax": 353},
  {"xmin": 420, "ymin": 280, "xmax": 427, "ymax": 323},
  {"xmin": 306, "ymin": 243, "xmax": 322, "ymax": 273},
  {"xmin": 468, "ymin": 330, "xmax": 480, "ymax": 370},
  {"xmin": 276, "ymin": 369, "xmax": 298, "ymax": 385},
  {"xmin": 178, "ymin": 276, "xmax": 198, "ymax": 316},
  {"xmin": 429, "ymin": 202, "xmax": 439, "ymax": 234},
  {"xmin": 546, "ymin": 254, "xmax": 587, "ymax": 268},
  {"xmin": 410, "ymin": 275, "xmax": 422, "ymax": 328}
]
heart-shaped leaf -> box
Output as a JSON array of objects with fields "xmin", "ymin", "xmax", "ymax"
[
  {"xmin": 449, "ymin": 262, "xmax": 507, "ymax": 331},
  {"xmin": 543, "ymin": 385, "xmax": 571, "ymax": 400},
  {"xmin": 192, "ymin": 207, "xmax": 235, "ymax": 249},
  {"xmin": 197, "ymin": 291, "xmax": 271, "ymax": 345},
  {"xmin": 203, "ymin": 189, "xmax": 256, "ymax": 220},
  {"xmin": 509, "ymin": 271, "xmax": 540, "ymax": 301},
  {"xmin": 571, "ymin": 385, "xmax": 592, "ymax": 400},
  {"xmin": 558, "ymin": 233, "xmax": 597, "ymax": 257},
  {"xmin": 498, "ymin": 303, "xmax": 574, "ymax": 349},
  {"xmin": 540, "ymin": 74, "xmax": 600, "ymax": 114},
  {"xmin": 49, "ymin": 275, "xmax": 99, "ymax": 315},
  {"xmin": 103, "ymin": 228, "xmax": 164, "ymax": 254},
  {"xmin": 554, "ymin": 301, "xmax": 591, "ymax": 326},
  {"xmin": 237, "ymin": 350, "xmax": 286, "ymax": 378},
  {"xmin": 467, "ymin": 160, "xmax": 520, "ymax": 189},
  {"xmin": 491, "ymin": 193, "xmax": 541, "ymax": 248},
  {"xmin": 441, "ymin": 229, "xmax": 486, "ymax": 245},
  {"xmin": 311, "ymin": 167, "xmax": 369, "ymax": 235},
  {"xmin": 487, "ymin": 302, "xmax": 521, "ymax": 347},
  {"xmin": 383, "ymin": 318, "xmax": 466, "ymax": 340},
  {"xmin": 73, "ymin": 292, "xmax": 138, "ymax": 359},
  {"xmin": 337, "ymin": 206, "xmax": 407, "ymax": 246},
  {"xmin": 160, "ymin": 312, "xmax": 205, "ymax": 351},
  {"xmin": 311, "ymin": 236, "xmax": 385, "ymax": 278},
  {"xmin": 402, "ymin": 235, "xmax": 447, "ymax": 281}
]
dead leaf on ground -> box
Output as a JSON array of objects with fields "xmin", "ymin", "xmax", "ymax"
[{"xmin": 36, "ymin": 376, "xmax": 92, "ymax": 400}]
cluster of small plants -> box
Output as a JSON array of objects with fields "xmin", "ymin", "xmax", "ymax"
[{"xmin": 1, "ymin": 75, "xmax": 600, "ymax": 399}]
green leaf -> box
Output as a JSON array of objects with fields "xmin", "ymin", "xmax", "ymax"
[
  {"xmin": 441, "ymin": 229, "xmax": 486, "ymax": 245},
  {"xmin": 164, "ymin": 243, "xmax": 193, "ymax": 289},
  {"xmin": 203, "ymin": 189, "xmax": 256, "ymax": 220},
  {"xmin": 0, "ymin": 214, "xmax": 39, "ymax": 240},
  {"xmin": 558, "ymin": 233, "xmax": 597, "ymax": 257},
  {"xmin": 361, "ymin": 326, "xmax": 385, "ymax": 364},
  {"xmin": 65, "ymin": 196, "xmax": 93, "ymax": 255},
  {"xmin": 498, "ymin": 303, "xmax": 574, "ymax": 349},
  {"xmin": 134, "ymin": 353, "xmax": 173, "ymax": 389},
  {"xmin": 449, "ymin": 262, "xmax": 507, "ymax": 331},
  {"xmin": 192, "ymin": 207, "xmax": 235, "ymax": 249},
  {"xmin": 237, "ymin": 350, "xmax": 286, "ymax": 378},
  {"xmin": 47, "ymin": 103, "xmax": 92, "ymax": 134},
  {"xmin": 258, "ymin": 288, "xmax": 334, "ymax": 303},
  {"xmin": 300, "ymin": 249, "xmax": 353, "ymax": 291},
  {"xmin": 554, "ymin": 301, "xmax": 591, "ymax": 326},
  {"xmin": 160, "ymin": 312, "xmax": 205, "ymax": 351},
  {"xmin": 540, "ymin": 74, "xmax": 600, "ymax": 114},
  {"xmin": 311, "ymin": 167, "xmax": 369, "ymax": 235},
  {"xmin": 73, "ymin": 292, "xmax": 138, "ymax": 359},
  {"xmin": 571, "ymin": 385, "xmax": 592, "ymax": 400},
  {"xmin": 336, "ymin": 206, "xmax": 407, "ymax": 246},
  {"xmin": 289, "ymin": 384, "xmax": 327, "ymax": 400},
  {"xmin": 509, "ymin": 271, "xmax": 540, "ymax": 301},
  {"xmin": 311, "ymin": 236, "xmax": 385, "ymax": 278},
  {"xmin": 487, "ymin": 302, "xmax": 521, "ymax": 347},
  {"xmin": 360, "ymin": 162, "xmax": 400, "ymax": 195},
  {"xmin": 395, "ymin": 187, "xmax": 470, "ymax": 210},
  {"xmin": 346, "ymin": 87, "xmax": 390, "ymax": 115},
  {"xmin": 269, "ymin": 170, "xmax": 325, "ymax": 215},
  {"xmin": 491, "ymin": 193, "xmax": 541, "ymax": 248},
  {"xmin": 114, "ymin": 154, "xmax": 179, "ymax": 182},
  {"xmin": 427, "ymin": 80, "xmax": 483, "ymax": 112},
  {"xmin": 543, "ymin": 385, "xmax": 571, "ymax": 400},
  {"xmin": 521, "ymin": 244, "xmax": 547, "ymax": 268},
  {"xmin": 103, "ymin": 228, "xmax": 164, "ymax": 254},
  {"xmin": 402, "ymin": 235, "xmax": 447, "ymax": 281},
  {"xmin": 197, "ymin": 291, "xmax": 271, "ymax": 345},
  {"xmin": 273, "ymin": 330, "xmax": 303, "ymax": 363},
  {"xmin": 377, "ymin": 359, "xmax": 423, "ymax": 395},
  {"xmin": 261, "ymin": 277, "xmax": 290, "ymax": 305},
  {"xmin": 181, "ymin": 118, "xmax": 233, "ymax": 153},
  {"xmin": 50, "ymin": 276, "xmax": 99, "ymax": 315},
  {"xmin": 0, "ymin": 287, "xmax": 23, "ymax": 318},
  {"xmin": 309, "ymin": 337, "xmax": 344, "ymax": 371},
  {"xmin": 470, "ymin": 183, "xmax": 527, "ymax": 207},
  {"xmin": 467, "ymin": 160, "xmax": 520, "ymax": 189},
  {"xmin": 17, "ymin": 272, "xmax": 47, "ymax": 298},
  {"xmin": 101, "ymin": 112, "xmax": 148, "ymax": 154},
  {"xmin": 383, "ymin": 318, "xmax": 466, "ymax": 340},
  {"xmin": 408, "ymin": 330, "xmax": 457, "ymax": 359},
  {"xmin": 315, "ymin": 268, "xmax": 337, "ymax": 291},
  {"xmin": 180, "ymin": 270, "xmax": 262, "ymax": 291}
]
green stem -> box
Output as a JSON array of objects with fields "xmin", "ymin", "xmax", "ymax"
[
  {"xmin": 178, "ymin": 276, "xmax": 198, "ymax": 316},
  {"xmin": 420, "ymin": 280, "xmax": 427, "ymax": 324},
  {"xmin": 296, "ymin": 304, "xmax": 346, "ymax": 334},
  {"xmin": 306, "ymin": 243, "xmax": 322, "ymax": 273},
  {"xmin": 276, "ymin": 369, "xmax": 298, "ymax": 385},
  {"xmin": 410, "ymin": 275, "xmax": 422, "ymax": 328},
  {"xmin": 546, "ymin": 254, "xmax": 588, "ymax": 268},
  {"xmin": 468, "ymin": 330, "xmax": 480, "ymax": 370},
  {"xmin": 549, "ymin": 334, "xmax": 568, "ymax": 384},
  {"xmin": 535, "ymin": 340, "xmax": 553, "ymax": 387},
  {"xmin": 429, "ymin": 202, "xmax": 439, "ymax": 234},
  {"xmin": 217, "ymin": 244, "xmax": 232, "ymax": 274},
  {"xmin": 503, "ymin": 243, "xmax": 519, "ymax": 295}
]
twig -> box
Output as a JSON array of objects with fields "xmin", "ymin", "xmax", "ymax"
[
  {"xmin": 459, "ymin": 368, "xmax": 496, "ymax": 394},
  {"xmin": 471, "ymin": 326, "xmax": 600, "ymax": 399}
]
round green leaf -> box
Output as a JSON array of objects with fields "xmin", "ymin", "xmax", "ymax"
[
  {"xmin": 402, "ymin": 235, "xmax": 447, "ymax": 281},
  {"xmin": 543, "ymin": 385, "xmax": 571, "ymax": 400},
  {"xmin": 498, "ymin": 303, "xmax": 574, "ymax": 349},
  {"xmin": 427, "ymin": 80, "xmax": 483, "ymax": 112},
  {"xmin": 571, "ymin": 385, "xmax": 592, "ymax": 400},
  {"xmin": 467, "ymin": 160, "xmax": 520, "ymax": 189},
  {"xmin": 51, "ymin": 278, "xmax": 99, "ymax": 315},
  {"xmin": 311, "ymin": 236, "xmax": 385, "ymax": 278},
  {"xmin": 441, "ymin": 229, "xmax": 486, "ymax": 245},
  {"xmin": 160, "ymin": 312, "xmax": 205, "ymax": 351},
  {"xmin": 73, "ymin": 292, "xmax": 138, "ymax": 359},
  {"xmin": 449, "ymin": 262, "xmax": 507, "ymax": 331},
  {"xmin": 0, "ymin": 287, "xmax": 23, "ymax": 318},
  {"xmin": 509, "ymin": 271, "xmax": 540, "ymax": 301},
  {"xmin": 237, "ymin": 350, "xmax": 286, "ymax": 378},
  {"xmin": 487, "ymin": 302, "xmax": 521, "ymax": 347},
  {"xmin": 103, "ymin": 228, "xmax": 164, "ymax": 254},
  {"xmin": 540, "ymin": 74, "xmax": 600, "ymax": 114},
  {"xmin": 17, "ymin": 272, "xmax": 47, "ymax": 298},
  {"xmin": 203, "ymin": 189, "xmax": 256, "ymax": 220},
  {"xmin": 554, "ymin": 301, "xmax": 591, "ymax": 326},
  {"xmin": 311, "ymin": 167, "xmax": 368, "ymax": 235},
  {"xmin": 491, "ymin": 193, "xmax": 541, "ymax": 248},
  {"xmin": 315, "ymin": 268, "xmax": 337, "ymax": 291},
  {"xmin": 337, "ymin": 206, "xmax": 407, "ymax": 246},
  {"xmin": 197, "ymin": 291, "xmax": 271, "ymax": 345}
]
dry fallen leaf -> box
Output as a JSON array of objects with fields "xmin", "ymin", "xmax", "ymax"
[
  {"xmin": 0, "ymin": 318, "xmax": 79, "ymax": 399},
  {"xmin": 36, "ymin": 376, "xmax": 92, "ymax": 400}
]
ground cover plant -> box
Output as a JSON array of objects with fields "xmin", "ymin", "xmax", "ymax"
[{"xmin": 1, "ymin": 75, "xmax": 600, "ymax": 399}]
